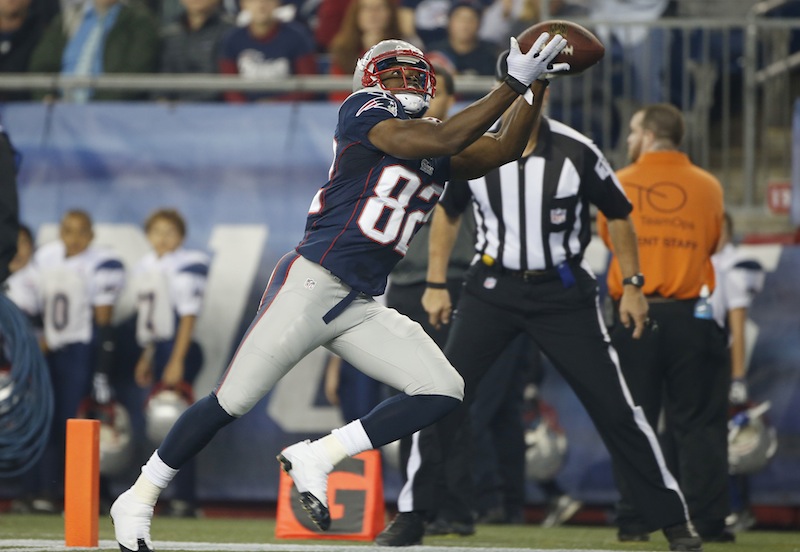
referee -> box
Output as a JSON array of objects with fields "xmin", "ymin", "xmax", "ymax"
[{"xmin": 375, "ymin": 57, "xmax": 702, "ymax": 552}]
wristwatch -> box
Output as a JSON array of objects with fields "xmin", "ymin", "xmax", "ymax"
[{"xmin": 622, "ymin": 273, "xmax": 645, "ymax": 288}]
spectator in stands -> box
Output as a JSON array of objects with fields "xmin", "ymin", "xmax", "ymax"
[
  {"xmin": 313, "ymin": 0, "xmax": 352, "ymax": 52},
  {"xmin": 28, "ymin": 0, "xmax": 160, "ymax": 102},
  {"xmin": 131, "ymin": 208, "xmax": 209, "ymax": 518},
  {"xmin": 399, "ymin": 0, "xmax": 492, "ymax": 50},
  {"xmin": 587, "ymin": 0, "xmax": 671, "ymax": 104},
  {"xmin": 218, "ymin": 0, "xmax": 317, "ymax": 102},
  {"xmin": 508, "ymin": 0, "xmax": 587, "ymax": 38},
  {"xmin": 0, "ymin": 0, "xmax": 48, "ymax": 100},
  {"xmin": 327, "ymin": 0, "xmax": 401, "ymax": 101},
  {"xmin": 428, "ymin": 0, "xmax": 499, "ymax": 79},
  {"xmin": 476, "ymin": 0, "xmax": 587, "ymax": 50},
  {"xmin": 329, "ymin": 0, "xmax": 400, "ymax": 74},
  {"xmin": 157, "ymin": 0, "xmax": 234, "ymax": 102}
]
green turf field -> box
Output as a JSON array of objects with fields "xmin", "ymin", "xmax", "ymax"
[{"xmin": 0, "ymin": 514, "xmax": 798, "ymax": 552}]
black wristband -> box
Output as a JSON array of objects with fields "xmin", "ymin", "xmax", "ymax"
[
  {"xmin": 504, "ymin": 75, "xmax": 528, "ymax": 96},
  {"xmin": 94, "ymin": 324, "xmax": 116, "ymax": 376},
  {"xmin": 426, "ymin": 281, "xmax": 447, "ymax": 289}
]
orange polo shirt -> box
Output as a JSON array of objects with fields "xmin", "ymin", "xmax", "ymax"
[{"xmin": 597, "ymin": 150, "xmax": 724, "ymax": 300}]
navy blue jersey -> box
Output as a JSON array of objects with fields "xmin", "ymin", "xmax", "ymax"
[{"xmin": 297, "ymin": 89, "xmax": 451, "ymax": 296}]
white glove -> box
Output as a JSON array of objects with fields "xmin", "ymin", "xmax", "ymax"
[
  {"xmin": 729, "ymin": 378, "xmax": 748, "ymax": 405},
  {"xmin": 92, "ymin": 372, "xmax": 112, "ymax": 404},
  {"xmin": 506, "ymin": 33, "xmax": 570, "ymax": 89}
]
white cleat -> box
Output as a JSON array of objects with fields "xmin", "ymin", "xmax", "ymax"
[
  {"xmin": 277, "ymin": 440, "xmax": 333, "ymax": 530},
  {"xmin": 110, "ymin": 489, "xmax": 155, "ymax": 552}
]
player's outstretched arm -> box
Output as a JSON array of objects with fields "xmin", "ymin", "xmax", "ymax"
[
  {"xmin": 367, "ymin": 33, "xmax": 566, "ymax": 160},
  {"xmin": 449, "ymin": 79, "xmax": 548, "ymax": 181}
]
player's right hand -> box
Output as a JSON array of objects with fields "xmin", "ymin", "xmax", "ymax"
[
  {"xmin": 506, "ymin": 33, "xmax": 568, "ymax": 87},
  {"xmin": 422, "ymin": 287, "xmax": 452, "ymax": 330}
]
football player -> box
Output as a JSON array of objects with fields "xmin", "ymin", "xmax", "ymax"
[
  {"xmin": 132, "ymin": 208, "xmax": 210, "ymax": 517},
  {"xmin": 111, "ymin": 33, "xmax": 569, "ymax": 552},
  {"xmin": 22, "ymin": 210, "xmax": 125, "ymax": 511}
]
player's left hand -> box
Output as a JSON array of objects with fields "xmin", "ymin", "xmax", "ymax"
[
  {"xmin": 619, "ymin": 288, "xmax": 648, "ymax": 339},
  {"xmin": 92, "ymin": 372, "xmax": 112, "ymax": 404},
  {"xmin": 729, "ymin": 378, "xmax": 749, "ymax": 405}
]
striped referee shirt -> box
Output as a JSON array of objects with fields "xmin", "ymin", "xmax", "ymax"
[{"xmin": 440, "ymin": 118, "xmax": 632, "ymax": 271}]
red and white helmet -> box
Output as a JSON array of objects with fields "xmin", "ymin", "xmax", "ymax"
[
  {"xmin": 145, "ymin": 382, "xmax": 194, "ymax": 444},
  {"xmin": 728, "ymin": 401, "xmax": 778, "ymax": 475},
  {"xmin": 76, "ymin": 398, "xmax": 134, "ymax": 476},
  {"xmin": 353, "ymin": 39, "xmax": 436, "ymax": 118}
]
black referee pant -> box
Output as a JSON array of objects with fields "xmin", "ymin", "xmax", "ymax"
[
  {"xmin": 385, "ymin": 278, "xmax": 471, "ymax": 520},
  {"xmin": 611, "ymin": 299, "xmax": 730, "ymax": 537},
  {"xmin": 403, "ymin": 261, "xmax": 691, "ymax": 531}
]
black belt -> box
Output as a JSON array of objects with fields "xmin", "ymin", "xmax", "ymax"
[
  {"xmin": 482, "ymin": 257, "xmax": 559, "ymax": 282},
  {"xmin": 645, "ymin": 294, "xmax": 698, "ymax": 304}
]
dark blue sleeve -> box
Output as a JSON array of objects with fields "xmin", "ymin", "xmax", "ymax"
[
  {"xmin": 439, "ymin": 179, "xmax": 472, "ymax": 217},
  {"xmin": 219, "ymin": 27, "xmax": 241, "ymax": 60},
  {"xmin": 339, "ymin": 92, "xmax": 403, "ymax": 150}
]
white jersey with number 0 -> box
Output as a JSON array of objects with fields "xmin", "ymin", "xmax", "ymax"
[{"xmin": 30, "ymin": 241, "xmax": 126, "ymax": 350}]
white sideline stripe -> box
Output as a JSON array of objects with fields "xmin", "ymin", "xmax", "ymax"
[{"xmin": 0, "ymin": 540, "xmax": 644, "ymax": 552}]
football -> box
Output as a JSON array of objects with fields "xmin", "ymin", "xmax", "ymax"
[{"xmin": 517, "ymin": 20, "xmax": 604, "ymax": 75}]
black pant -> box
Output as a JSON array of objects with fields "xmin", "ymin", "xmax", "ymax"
[
  {"xmin": 612, "ymin": 300, "xmax": 730, "ymax": 536},
  {"xmin": 404, "ymin": 261, "xmax": 690, "ymax": 530},
  {"xmin": 385, "ymin": 278, "xmax": 468, "ymax": 520}
]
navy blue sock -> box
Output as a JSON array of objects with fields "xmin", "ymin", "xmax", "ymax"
[
  {"xmin": 359, "ymin": 394, "xmax": 460, "ymax": 448},
  {"xmin": 158, "ymin": 393, "xmax": 236, "ymax": 469}
]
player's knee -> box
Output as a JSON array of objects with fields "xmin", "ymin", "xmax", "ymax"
[
  {"xmin": 419, "ymin": 365, "xmax": 464, "ymax": 401},
  {"xmin": 215, "ymin": 390, "xmax": 251, "ymax": 418}
]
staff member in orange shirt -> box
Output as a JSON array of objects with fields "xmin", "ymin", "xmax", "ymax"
[{"xmin": 597, "ymin": 103, "xmax": 731, "ymax": 544}]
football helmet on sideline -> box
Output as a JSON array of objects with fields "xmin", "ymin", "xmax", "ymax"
[
  {"xmin": 76, "ymin": 398, "xmax": 134, "ymax": 476},
  {"xmin": 145, "ymin": 382, "xmax": 195, "ymax": 444},
  {"xmin": 728, "ymin": 401, "xmax": 778, "ymax": 475},
  {"xmin": 353, "ymin": 39, "xmax": 436, "ymax": 118},
  {"xmin": 524, "ymin": 399, "xmax": 568, "ymax": 481}
]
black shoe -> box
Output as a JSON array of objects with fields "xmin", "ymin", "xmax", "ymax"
[
  {"xmin": 163, "ymin": 499, "xmax": 198, "ymax": 518},
  {"xmin": 701, "ymin": 529, "xmax": 735, "ymax": 543},
  {"xmin": 30, "ymin": 498, "xmax": 60, "ymax": 514},
  {"xmin": 726, "ymin": 509, "xmax": 756, "ymax": 533},
  {"xmin": 424, "ymin": 517, "xmax": 475, "ymax": 536},
  {"xmin": 541, "ymin": 495, "xmax": 582, "ymax": 528},
  {"xmin": 618, "ymin": 530, "xmax": 650, "ymax": 542},
  {"xmin": 663, "ymin": 522, "xmax": 703, "ymax": 551},
  {"xmin": 9, "ymin": 499, "xmax": 33, "ymax": 514},
  {"xmin": 375, "ymin": 512, "xmax": 425, "ymax": 546},
  {"xmin": 474, "ymin": 505, "xmax": 506, "ymax": 524}
]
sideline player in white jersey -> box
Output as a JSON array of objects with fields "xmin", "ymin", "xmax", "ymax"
[
  {"xmin": 22, "ymin": 210, "xmax": 125, "ymax": 510},
  {"xmin": 710, "ymin": 212, "xmax": 766, "ymax": 402},
  {"xmin": 132, "ymin": 208, "xmax": 209, "ymax": 518},
  {"xmin": 111, "ymin": 33, "xmax": 572, "ymax": 552},
  {"xmin": 710, "ymin": 212, "xmax": 766, "ymax": 535}
]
